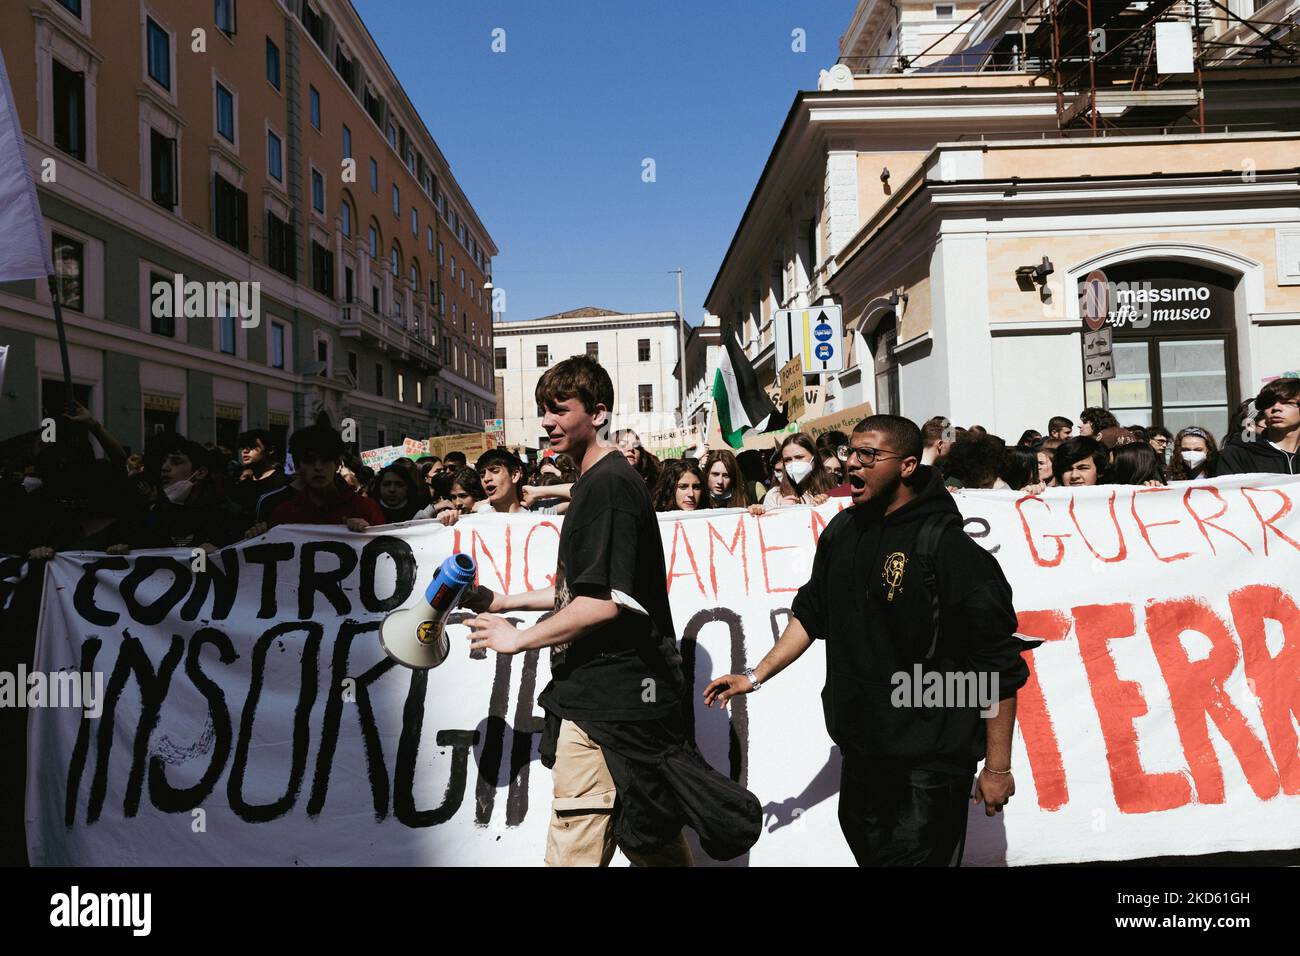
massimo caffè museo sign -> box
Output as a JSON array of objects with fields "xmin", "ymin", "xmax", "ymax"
[{"xmin": 1097, "ymin": 261, "xmax": 1235, "ymax": 334}]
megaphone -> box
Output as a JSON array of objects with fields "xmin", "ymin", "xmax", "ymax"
[{"xmin": 380, "ymin": 553, "xmax": 478, "ymax": 669}]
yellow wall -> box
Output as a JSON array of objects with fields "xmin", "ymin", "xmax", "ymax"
[
  {"xmin": 981, "ymin": 139, "xmax": 1300, "ymax": 180},
  {"xmin": 986, "ymin": 230, "xmax": 1300, "ymax": 323},
  {"xmin": 856, "ymin": 150, "xmax": 929, "ymax": 226}
]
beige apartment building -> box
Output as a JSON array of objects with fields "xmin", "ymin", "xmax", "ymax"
[
  {"xmin": 493, "ymin": 307, "xmax": 684, "ymax": 451},
  {"xmin": 705, "ymin": 0, "xmax": 1300, "ymax": 439},
  {"xmin": 0, "ymin": 0, "xmax": 497, "ymax": 455}
]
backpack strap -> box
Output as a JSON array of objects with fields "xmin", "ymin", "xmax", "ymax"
[{"xmin": 914, "ymin": 512, "xmax": 962, "ymax": 660}]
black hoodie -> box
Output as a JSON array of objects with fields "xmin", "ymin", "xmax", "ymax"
[
  {"xmin": 791, "ymin": 465, "xmax": 1029, "ymax": 773},
  {"xmin": 1215, "ymin": 432, "xmax": 1298, "ymax": 477}
]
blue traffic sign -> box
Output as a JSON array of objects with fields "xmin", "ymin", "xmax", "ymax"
[
  {"xmin": 814, "ymin": 342, "xmax": 833, "ymax": 361},
  {"xmin": 813, "ymin": 323, "xmax": 833, "ymax": 342}
]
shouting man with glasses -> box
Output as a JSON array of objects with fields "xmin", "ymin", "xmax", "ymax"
[{"xmin": 705, "ymin": 414, "xmax": 1034, "ymax": 866}]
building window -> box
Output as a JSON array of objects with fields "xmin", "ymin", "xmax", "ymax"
[
  {"xmin": 266, "ymin": 212, "xmax": 294, "ymax": 277},
  {"xmin": 586, "ymin": 341, "xmax": 599, "ymax": 362},
  {"xmin": 934, "ymin": 3, "xmax": 955, "ymax": 18},
  {"xmin": 266, "ymin": 38, "xmax": 280, "ymax": 90},
  {"xmin": 369, "ymin": 158, "xmax": 378, "ymax": 192},
  {"xmin": 368, "ymin": 225, "xmax": 378, "ymax": 258},
  {"xmin": 364, "ymin": 87, "xmax": 382, "ymax": 126},
  {"xmin": 342, "ymin": 123, "xmax": 351, "ymax": 158},
  {"xmin": 495, "ymin": 346, "xmax": 507, "ymax": 370},
  {"xmin": 52, "ymin": 60, "xmax": 85, "ymax": 161},
  {"xmin": 427, "ymin": 226, "xmax": 433, "ymax": 253},
  {"xmin": 416, "ymin": 379, "xmax": 423, "ymax": 405},
  {"xmin": 311, "ymin": 168, "xmax": 325, "ymax": 212},
  {"xmin": 267, "ymin": 130, "xmax": 283, "ymax": 181},
  {"xmin": 340, "ymin": 199, "xmax": 352, "ymax": 237},
  {"xmin": 375, "ymin": 362, "xmax": 384, "ymax": 397},
  {"xmin": 450, "ymin": 256, "xmax": 456, "ymax": 280},
  {"xmin": 334, "ymin": 46, "xmax": 354, "ymax": 87},
  {"xmin": 392, "ymin": 184, "xmax": 399, "ymax": 216},
  {"xmin": 376, "ymin": 426, "xmax": 386, "ymax": 447},
  {"xmin": 146, "ymin": 19, "xmax": 171, "ymax": 90},
  {"xmin": 372, "ymin": 286, "xmax": 380, "ymax": 312},
  {"xmin": 213, "ymin": 174, "xmax": 248, "ymax": 251},
  {"xmin": 219, "ymin": 308, "xmax": 236, "ymax": 355},
  {"xmin": 387, "ymin": 123, "xmax": 397, "ymax": 149},
  {"xmin": 347, "ymin": 350, "xmax": 357, "ymax": 380},
  {"xmin": 150, "ymin": 129, "xmax": 178, "ymax": 209},
  {"xmin": 316, "ymin": 337, "xmax": 328, "ymax": 365},
  {"xmin": 311, "ymin": 242, "xmax": 334, "ymax": 297},
  {"xmin": 309, "ymin": 85, "xmax": 321, "ymax": 130},
  {"xmin": 271, "ymin": 322, "xmax": 285, "ymax": 368},
  {"xmin": 215, "ymin": 82, "xmax": 235, "ymax": 142},
  {"xmin": 411, "ymin": 207, "xmax": 417, "ymax": 237},
  {"xmin": 437, "ymin": 241, "xmax": 444, "ymax": 266},
  {"xmin": 638, "ymin": 338, "xmax": 651, "ymax": 362},
  {"xmin": 638, "ymin": 384, "xmax": 653, "ymax": 413},
  {"xmin": 56, "ymin": 0, "xmax": 82, "ymax": 16},
  {"xmin": 870, "ymin": 315, "xmax": 900, "ymax": 416},
  {"xmin": 397, "ymin": 372, "xmax": 405, "ymax": 403},
  {"xmin": 52, "ymin": 234, "xmax": 84, "ymax": 311},
  {"xmin": 215, "ymin": 0, "xmax": 236, "ymax": 36},
  {"xmin": 390, "ymin": 246, "xmax": 399, "ymax": 277},
  {"xmin": 148, "ymin": 271, "xmax": 175, "ymax": 336},
  {"xmin": 302, "ymin": 2, "xmax": 325, "ymax": 49},
  {"xmin": 536, "ymin": 345, "xmax": 549, "ymax": 368}
]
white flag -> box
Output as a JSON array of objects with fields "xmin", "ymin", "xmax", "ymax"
[{"xmin": 0, "ymin": 47, "xmax": 53, "ymax": 282}]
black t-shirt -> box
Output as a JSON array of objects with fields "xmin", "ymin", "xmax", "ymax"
[{"xmin": 536, "ymin": 449, "xmax": 684, "ymax": 722}]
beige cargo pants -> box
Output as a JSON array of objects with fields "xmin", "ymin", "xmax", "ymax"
[{"xmin": 544, "ymin": 719, "xmax": 694, "ymax": 867}]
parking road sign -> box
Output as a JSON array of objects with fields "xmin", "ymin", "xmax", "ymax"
[{"xmin": 775, "ymin": 305, "xmax": 844, "ymax": 374}]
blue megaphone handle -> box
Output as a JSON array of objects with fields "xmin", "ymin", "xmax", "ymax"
[{"xmin": 425, "ymin": 552, "xmax": 477, "ymax": 607}]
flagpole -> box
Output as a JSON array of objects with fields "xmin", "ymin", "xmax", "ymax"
[{"xmin": 46, "ymin": 275, "xmax": 74, "ymax": 414}]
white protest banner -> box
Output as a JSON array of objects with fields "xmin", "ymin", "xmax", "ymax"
[{"xmin": 27, "ymin": 475, "xmax": 1300, "ymax": 866}]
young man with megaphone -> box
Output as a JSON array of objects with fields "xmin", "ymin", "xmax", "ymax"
[{"xmin": 465, "ymin": 355, "xmax": 760, "ymax": 866}]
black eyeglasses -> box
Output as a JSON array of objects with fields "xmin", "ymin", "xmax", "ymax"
[{"xmin": 837, "ymin": 444, "xmax": 905, "ymax": 465}]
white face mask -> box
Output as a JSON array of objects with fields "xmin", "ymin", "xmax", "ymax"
[
  {"xmin": 784, "ymin": 460, "xmax": 814, "ymax": 487},
  {"xmin": 164, "ymin": 478, "xmax": 194, "ymax": 503},
  {"xmin": 1180, "ymin": 450, "xmax": 1207, "ymax": 470}
]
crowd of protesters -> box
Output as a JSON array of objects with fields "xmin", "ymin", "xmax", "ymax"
[{"xmin": 1, "ymin": 377, "xmax": 1296, "ymax": 564}]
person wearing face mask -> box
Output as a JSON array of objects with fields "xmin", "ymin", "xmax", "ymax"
[
  {"xmin": 1166, "ymin": 426, "xmax": 1219, "ymax": 481},
  {"xmin": 119, "ymin": 437, "xmax": 243, "ymax": 553},
  {"xmin": 761, "ymin": 434, "xmax": 838, "ymax": 510},
  {"xmin": 652, "ymin": 459, "xmax": 708, "ymax": 512},
  {"xmin": 699, "ymin": 450, "xmax": 751, "ymax": 509}
]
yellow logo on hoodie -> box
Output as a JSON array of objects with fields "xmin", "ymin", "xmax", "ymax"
[{"xmin": 883, "ymin": 552, "xmax": 907, "ymax": 601}]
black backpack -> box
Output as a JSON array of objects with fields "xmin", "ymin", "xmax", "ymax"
[{"xmin": 912, "ymin": 511, "xmax": 963, "ymax": 661}]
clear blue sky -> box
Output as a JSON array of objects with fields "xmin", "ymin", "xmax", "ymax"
[{"xmin": 352, "ymin": 0, "xmax": 853, "ymax": 328}]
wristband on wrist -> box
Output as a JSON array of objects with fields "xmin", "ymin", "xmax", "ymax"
[
  {"xmin": 742, "ymin": 667, "xmax": 761, "ymax": 691},
  {"xmin": 982, "ymin": 765, "xmax": 1012, "ymax": 775}
]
